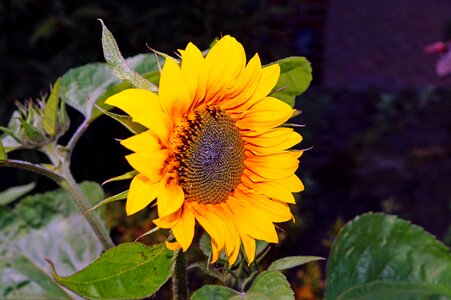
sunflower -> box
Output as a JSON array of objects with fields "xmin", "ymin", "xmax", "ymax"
[{"xmin": 105, "ymin": 35, "xmax": 304, "ymax": 264}]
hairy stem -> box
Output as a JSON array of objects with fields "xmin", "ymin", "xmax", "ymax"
[
  {"xmin": 65, "ymin": 117, "xmax": 89, "ymax": 161},
  {"xmin": 0, "ymin": 157, "xmax": 114, "ymax": 250},
  {"xmin": 172, "ymin": 251, "xmax": 189, "ymax": 300},
  {"xmin": 41, "ymin": 137, "xmax": 115, "ymax": 251},
  {"xmin": 0, "ymin": 158, "xmax": 64, "ymax": 184},
  {"xmin": 59, "ymin": 167, "xmax": 115, "ymax": 250}
]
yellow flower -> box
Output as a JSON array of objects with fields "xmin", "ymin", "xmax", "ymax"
[{"xmin": 105, "ymin": 35, "xmax": 304, "ymax": 264}]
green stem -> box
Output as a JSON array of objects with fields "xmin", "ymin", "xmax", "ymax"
[
  {"xmin": 39, "ymin": 142, "xmax": 114, "ymax": 250},
  {"xmin": 0, "ymin": 157, "xmax": 114, "ymax": 250},
  {"xmin": 59, "ymin": 166, "xmax": 115, "ymax": 250},
  {"xmin": 172, "ymin": 251, "xmax": 189, "ymax": 300},
  {"xmin": 0, "ymin": 159, "xmax": 64, "ymax": 183}
]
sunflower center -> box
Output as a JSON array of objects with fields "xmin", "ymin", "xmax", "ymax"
[{"xmin": 173, "ymin": 107, "xmax": 245, "ymax": 204}]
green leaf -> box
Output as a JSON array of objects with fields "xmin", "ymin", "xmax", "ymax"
[
  {"xmin": 60, "ymin": 54, "xmax": 161, "ymax": 121},
  {"xmin": 0, "ymin": 182, "xmax": 105, "ymax": 299},
  {"xmin": 189, "ymin": 262, "xmax": 223, "ymax": 281},
  {"xmin": 60, "ymin": 62, "xmax": 115, "ymax": 118},
  {"xmin": 97, "ymin": 106, "xmax": 147, "ymax": 134},
  {"xmin": 0, "ymin": 139, "xmax": 5, "ymax": 160},
  {"xmin": 191, "ymin": 271, "xmax": 294, "ymax": 300},
  {"xmin": 86, "ymin": 190, "xmax": 128, "ymax": 213},
  {"xmin": 102, "ymin": 170, "xmax": 138, "ymax": 185},
  {"xmin": 270, "ymin": 57, "xmax": 312, "ymax": 107},
  {"xmin": 191, "ymin": 285, "xmax": 240, "ymax": 300},
  {"xmin": 267, "ymin": 256, "xmax": 324, "ymax": 271},
  {"xmin": 243, "ymin": 271, "xmax": 294, "ymax": 300},
  {"xmin": 255, "ymin": 240, "xmax": 269, "ymax": 258},
  {"xmin": 337, "ymin": 281, "xmax": 451, "ymax": 300},
  {"xmin": 143, "ymin": 69, "xmax": 161, "ymax": 85},
  {"xmin": 0, "ymin": 182, "xmax": 35, "ymax": 206},
  {"xmin": 99, "ymin": 19, "xmax": 158, "ymax": 92},
  {"xmin": 49, "ymin": 242, "xmax": 174, "ymax": 299},
  {"xmin": 325, "ymin": 213, "xmax": 451, "ymax": 300},
  {"xmin": 43, "ymin": 78, "xmax": 61, "ymax": 136},
  {"xmin": 0, "ymin": 255, "xmax": 69, "ymax": 300}
]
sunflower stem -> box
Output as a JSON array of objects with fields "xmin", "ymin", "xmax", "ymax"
[
  {"xmin": 59, "ymin": 166, "xmax": 115, "ymax": 251},
  {"xmin": 172, "ymin": 250, "xmax": 189, "ymax": 300},
  {"xmin": 41, "ymin": 142, "xmax": 115, "ymax": 251}
]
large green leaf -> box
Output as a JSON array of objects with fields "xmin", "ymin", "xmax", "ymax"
[
  {"xmin": 0, "ymin": 182, "xmax": 105, "ymax": 299},
  {"xmin": 325, "ymin": 213, "xmax": 451, "ymax": 300},
  {"xmin": 50, "ymin": 242, "xmax": 174, "ymax": 300},
  {"xmin": 60, "ymin": 62, "xmax": 115, "ymax": 118},
  {"xmin": 60, "ymin": 53, "xmax": 161, "ymax": 120},
  {"xmin": 191, "ymin": 285, "xmax": 240, "ymax": 300},
  {"xmin": 191, "ymin": 271, "xmax": 294, "ymax": 300},
  {"xmin": 269, "ymin": 57, "xmax": 312, "ymax": 107},
  {"xmin": 336, "ymin": 281, "xmax": 451, "ymax": 300},
  {"xmin": 241, "ymin": 271, "xmax": 294, "ymax": 300},
  {"xmin": 0, "ymin": 255, "xmax": 69, "ymax": 300}
]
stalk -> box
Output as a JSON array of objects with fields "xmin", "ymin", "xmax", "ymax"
[
  {"xmin": 172, "ymin": 251, "xmax": 189, "ymax": 300},
  {"xmin": 59, "ymin": 166, "xmax": 115, "ymax": 250}
]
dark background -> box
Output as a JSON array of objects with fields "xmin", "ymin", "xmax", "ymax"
[{"xmin": 1, "ymin": 0, "xmax": 451, "ymax": 298}]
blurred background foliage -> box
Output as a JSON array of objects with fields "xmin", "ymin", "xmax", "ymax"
[{"xmin": 1, "ymin": 1, "xmax": 451, "ymax": 299}]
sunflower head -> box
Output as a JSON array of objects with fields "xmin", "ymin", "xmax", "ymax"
[{"xmin": 106, "ymin": 35, "xmax": 304, "ymax": 265}]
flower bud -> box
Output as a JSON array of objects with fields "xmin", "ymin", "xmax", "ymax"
[{"xmin": 4, "ymin": 81, "xmax": 69, "ymax": 149}]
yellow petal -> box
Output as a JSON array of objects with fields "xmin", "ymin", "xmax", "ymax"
[
  {"xmin": 171, "ymin": 203, "xmax": 195, "ymax": 251},
  {"xmin": 153, "ymin": 208, "xmax": 182, "ymax": 228},
  {"xmin": 251, "ymin": 63, "xmax": 280, "ymax": 102},
  {"xmin": 165, "ymin": 241, "xmax": 181, "ymax": 251},
  {"xmin": 157, "ymin": 180, "xmax": 185, "ymax": 217},
  {"xmin": 105, "ymin": 88, "xmax": 161, "ymax": 118},
  {"xmin": 241, "ymin": 193, "xmax": 293, "ymax": 223},
  {"xmin": 273, "ymin": 174, "xmax": 304, "ymax": 193},
  {"xmin": 125, "ymin": 150, "xmax": 169, "ymax": 183},
  {"xmin": 105, "ymin": 89, "xmax": 172, "ymax": 142},
  {"xmin": 244, "ymin": 152, "xmax": 299, "ymax": 180},
  {"xmin": 246, "ymin": 135, "xmax": 301, "ymax": 155},
  {"xmin": 126, "ymin": 174, "xmax": 158, "ymax": 215},
  {"xmin": 245, "ymin": 131, "xmax": 302, "ymax": 156},
  {"xmin": 205, "ymin": 36, "xmax": 246, "ymax": 102},
  {"xmin": 243, "ymin": 127, "xmax": 293, "ymax": 147},
  {"xmin": 190, "ymin": 202, "xmax": 225, "ymax": 251},
  {"xmin": 243, "ymin": 168, "xmax": 267, "ymax": 182},
  {"xmin": 221, "ymin": 54, "xmax": 262, "ymax": 110},
  {"xmin": 181, "ymin": 42, "xmax": 207, "ymax": 104},
  {"xmin": 120, "ymin": 130, "xmax": 162, "ymax": 153},
  {"xmin": 216, "ymin": 205, "xmax": 240, "ymax": 265},
  {"xmin": 242, "ymin": 234, "xmax": 256, "ymax": 264},
  {"xmin": 226, "ymin": 197, "xmax": 278, "ymax": 243},
  {"xmin": 236, "ymin": 97, "xmax": 295, "ymax": 132},
  {"xmin": 242, "ymin": 177, "xmax": 295, "ymax": 204},
  {"xmin": 210, "ymin": 238, "xmax": 221, "ymax": 264},
  {"xmin": 230, "ymin": 213, "xmax": 256, "ymax": 264},
  {"xmin": 159, "ymin": 58, "xmax": 191, "ymax": 121}
]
